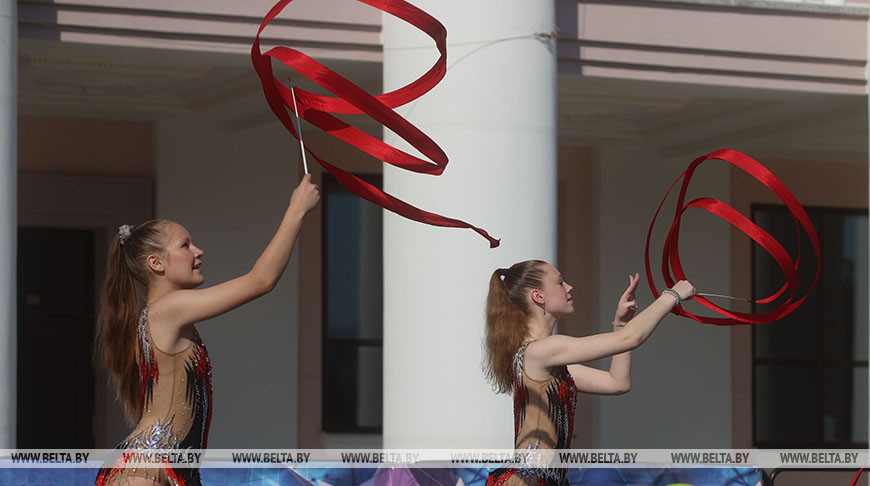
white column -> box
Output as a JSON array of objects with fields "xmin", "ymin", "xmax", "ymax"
[
  {"xmin": 382, "ymin": 1, "xmax": 556, "ymax": 448},
  {"xmin": 0, "ymin": 0, "xmax": 16, "ymax": 448}
]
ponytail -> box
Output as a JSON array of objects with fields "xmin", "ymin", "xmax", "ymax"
[
  {"xmin": 96, "ymin": 220, "xmax": 168, "ymax": 423},
  {"xmin": 483, "ymin": 260, "xmax": 547, "ymax": 393}
]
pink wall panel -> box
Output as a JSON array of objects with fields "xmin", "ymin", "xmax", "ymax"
[{"xmin": 557, "ymin": 0, "xmax": 869, "ymax": 93}]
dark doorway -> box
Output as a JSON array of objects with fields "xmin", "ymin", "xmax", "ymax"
[{"xmin": 17, "ymin": 227, "xmax": 96, "ymax": 447}]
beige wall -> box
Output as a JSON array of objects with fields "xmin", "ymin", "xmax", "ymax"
[
  {"xmin": 557, "ymin": 145, "xmax": 600, "ymax": 448},
  {"xmin": 18, "ymin": 115, "xmax": 152, "ymax": 175}
]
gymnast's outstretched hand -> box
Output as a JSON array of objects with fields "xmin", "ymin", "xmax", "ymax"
[{"xmin": 671, "ymin": 280, "xmax": 697, "ymax": 302}]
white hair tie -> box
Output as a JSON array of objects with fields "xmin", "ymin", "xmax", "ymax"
[{"xmin": 118, "ymin": 225, "xmax": 133, "ymax": 246}]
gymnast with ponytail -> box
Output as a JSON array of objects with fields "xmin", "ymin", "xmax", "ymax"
[
  {"xmin": 94, "ymin": 175, "xmax": 319, "ymax": 486},
  {"xmin": 483, "ymin": 260, "xmax": 695, "ymax": 486}
]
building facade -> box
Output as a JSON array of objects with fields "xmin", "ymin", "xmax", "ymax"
[{"xmin": 3, "ymin": 2, "xmax": 868, "ymax": 477}]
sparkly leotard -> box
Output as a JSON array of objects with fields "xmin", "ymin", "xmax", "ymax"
[
  {"xmin": 486, "ymin": 341, "xmax": 578, "ymax": 486},
  {"xmin": 96, "ymin": 305, "xmax": 213, "ymax": 486}
]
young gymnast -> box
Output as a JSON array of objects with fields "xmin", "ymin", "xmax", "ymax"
[
  {"xmin": 484, "ymin": 260, "xmax": 695, "ymax": 485},
  {"xmin": 95, "ymin": 174, "xmax": 320, "ymax": 486}
]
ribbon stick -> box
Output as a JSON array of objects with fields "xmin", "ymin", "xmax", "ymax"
[
  {"xmin": 287, "ymin": 77, "xmax": 309, "ymax": 175},
  {"xmin": 695, "ymin": 292, "xmax": 752, "ymax": 303},
  {"xmin": 645, "ymin": 149, "xmax": 821, "ymax": 325},
  {"xmin": 252, "ymin": 0, "xmax": 499, "ymax": 247}
]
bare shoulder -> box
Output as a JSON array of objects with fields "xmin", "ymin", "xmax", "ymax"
[
  {"xmin": 524, "ymin": 334, "xmax": 573, "ymax": 360},
  {"xmin": 523, "ymin": 336, "xmax": 572, "ymax": 381},
  {"xmin": 145, "ymin": 291, "xmax": 198, "ymax": 352},
  {"xmin": 147, "ymin": 290, "xmax": 192, "ymax": 328}
]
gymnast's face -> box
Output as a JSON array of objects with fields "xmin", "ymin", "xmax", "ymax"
[
  {"xmin": 536, "ymin": 263, "xmax": 574, "ymax": 318},
  {"xmin": 155, "ymin": 222, "xmax": 205, "ymax": 289}
]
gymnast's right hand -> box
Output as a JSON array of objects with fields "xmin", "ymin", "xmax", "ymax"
[
  {"xmin": 289, "ymin": 173, "xmax": 321, "ymax": 215},
  {"xmin": 671, "ymin": 280, "xmax": 696, "ymax": 302}
]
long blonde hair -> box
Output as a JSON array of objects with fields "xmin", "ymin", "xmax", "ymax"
[
  {"xmin": 483, "ymin": 260, "xmax": 548, "ymax": 393},
  {"xmin": 96, "ymin": 219, "xmax": 169, "ymax": 423}
]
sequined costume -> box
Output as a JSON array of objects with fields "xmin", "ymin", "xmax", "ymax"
[
  {"xmin": 486, "ymin": 341, "xmax": 578, "ymax": 486},
  {"xmin": 96, "ymin": 305, "xmax": 213, "ymax": 486}
]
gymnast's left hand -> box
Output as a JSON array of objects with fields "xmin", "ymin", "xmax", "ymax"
[{"xmin": 613, "ymin": 272, "xmax": 640, "ymax": 325}]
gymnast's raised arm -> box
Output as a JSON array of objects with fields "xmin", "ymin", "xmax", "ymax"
[{"xmin": 145, "ymin": 174, "xmax": 320, "ymax": 331}]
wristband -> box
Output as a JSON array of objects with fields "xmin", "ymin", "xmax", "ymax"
[{"xmin": 662, "ymin": 288, "xmax": 682, "ymax": 306}]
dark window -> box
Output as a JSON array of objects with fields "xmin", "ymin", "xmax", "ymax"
[
  {"xmin": 322, "ymin": 174, "xmax": 383, "ymax": 433},
  {"xmin": 18, "ymin": 227, "xmax": 96, "ymax": 447},
  {"xmin": 753, "ymin": 205, "xmax": 867, "ymax": 448}
]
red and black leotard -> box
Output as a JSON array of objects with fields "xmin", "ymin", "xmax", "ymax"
[
  {"xmin": 487, "ymin": 340, "xmax": 578, "ymax": 486},
  {"xmin": 96, "ymin": 305, "xmax": 213, "ymax": 486}
]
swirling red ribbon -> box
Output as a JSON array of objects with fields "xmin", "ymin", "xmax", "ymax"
[
  {"xmin": 645, "ymin": 149, "xmax": 821, "ymax": 325},
  {"xmin": 850, "ymin": 465, "xmax": 866, "ymax": 486},
  {"xmin": 252, "ymin": 0, "xmax": 499, "ymax": 248}
]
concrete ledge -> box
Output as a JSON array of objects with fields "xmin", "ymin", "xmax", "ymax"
[{"xmin": 583, "ymin": 0, "xmax": 870, "ymax": 18}]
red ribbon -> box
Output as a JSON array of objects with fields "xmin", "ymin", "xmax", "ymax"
[
  {"xmin": 850, "ymin": 465, "xmax": 865, "ymax": 486},
  {"xmin": 645, "ymin": 149, "xmax": 821, "ymax": 325},
  {"xmin": 252, "ymin": 0, "xmax": 500, "ymax": 248}
]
